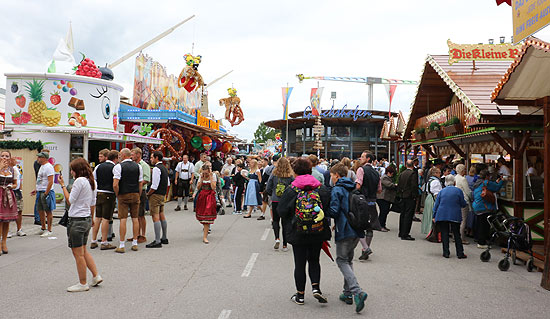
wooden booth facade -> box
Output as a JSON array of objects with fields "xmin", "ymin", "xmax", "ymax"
[{"xmin": 400, "ymin": 54, "xmax": 545, "ymax": 263}]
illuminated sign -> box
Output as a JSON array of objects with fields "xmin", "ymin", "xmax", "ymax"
[
  {"xmin": 303, "ymin": 104, "xmax": 372, "ymax": 121},
  {"xmin": 447, "ymin": 39, "xmax": 522, "ymax": 65},
  {"xmin": 196, "ymin": 110, "xmax": 220, "ymax": 130}
]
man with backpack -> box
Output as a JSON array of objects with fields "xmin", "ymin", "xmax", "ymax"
[
  {"xmin": 355, "ymin": 151, "xmax": 380, "ymax": 260},
  {"xmin": 327, "ymin": 163, "xmax": 368, "ymax": 313}
]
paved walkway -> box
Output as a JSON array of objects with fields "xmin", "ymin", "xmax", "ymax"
[{"xmin": 1, "ymin": 201, "xmax": 548, "ymax": 318}]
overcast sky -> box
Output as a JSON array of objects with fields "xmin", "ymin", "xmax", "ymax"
[{"xmin": 1, "ymin": 0, "xmax": 549, "ymax": 141}]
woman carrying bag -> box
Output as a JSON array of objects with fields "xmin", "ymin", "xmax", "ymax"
[{"xmin": 59, "ymin": 158, "xmax": 102, "ymax": 292}]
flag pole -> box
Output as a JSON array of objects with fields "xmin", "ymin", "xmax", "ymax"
[{"xmin": 285, "ymin": 82, "xmax": 289, "ymax": 157}]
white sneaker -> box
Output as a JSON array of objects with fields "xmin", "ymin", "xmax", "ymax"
[
  {"xmin": 477, "ymin": 244, "xmax": 488, "ymax": 249},
  {"xmin": 37, "ymin": 229, "xmax": 46, "ymax": 235},
  {"xmin": 282, "ymin": 247, "xmax": 289, "ymax": 252},
  {"xmin": 91, "ymin": 275, "xmax": 103, "ymax": 287},
  {"xmin": 17, "ymin": 230, "xmax": 26, "ymax": 236},
  {"xmin": 40, "ymin": 231, "xmax": 52, "ymax": 237},
  {"xmin": 7, "ymin": 232, "xmax": 13, "ymax": 238},
  {"xmin": 67, "ymin": 283, "xmax": 90, "ymax": 292}
]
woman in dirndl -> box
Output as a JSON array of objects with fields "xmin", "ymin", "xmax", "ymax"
[
  {"xmin": 243, "ymin": 159, "xmax": 262, "ymax": 218},
  {"xmin": 421, "ymin": 167, "xmax": 442, "ymax": 235},
  {"xmin": 193, "ymin": 162, "xmax": 217, "ymax": 244},
  {"xmin": 0, "ymin": 151, "xmax": 18, "ymax": 255}
]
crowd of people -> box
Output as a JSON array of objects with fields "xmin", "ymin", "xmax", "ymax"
[{"xmin": 0, "ymin": 146, "xmax": 510, "ymax": 312}]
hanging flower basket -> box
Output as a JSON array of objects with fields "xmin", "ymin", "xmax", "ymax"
[
  {"xmin": 443, "ymin": 123, "xmax": 462, "ymax": 135},
  {"xmin": 414, "ymin": 132, "xmax": 425, "ymax": 141},
  {"xmin": 427, "ymin": 130, "xmax": 444, "ymax": 139}
]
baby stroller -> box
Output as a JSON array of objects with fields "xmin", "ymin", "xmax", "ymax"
[{"xmin": 479, "ymin": 213, "xmax": 535, "ymax": 272}]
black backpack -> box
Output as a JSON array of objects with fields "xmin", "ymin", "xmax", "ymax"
[{"xmin": 346, "ymin": 189, "xmax": 373, "ymax": 231}]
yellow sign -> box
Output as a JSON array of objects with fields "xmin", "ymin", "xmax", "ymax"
[
  {"xmin": 196, "ymin": 110, "xmax": 220, "ymax": 131},
  {"xmin": 447, "ymin": 40, "xmax": 522, "ymax": 65},
  {"xmin": 513, "ymin": 0, "xmax": 550, "ymax": 44}
]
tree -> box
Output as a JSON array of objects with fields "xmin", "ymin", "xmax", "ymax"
[{"xmin": 253, "ymin": 122, "xmax": 279, "ymax": 144}]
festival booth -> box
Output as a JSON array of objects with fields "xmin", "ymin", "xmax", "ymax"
[
  {"xmin": 400, "ymin": 44, "xmax": 545, "ymax": 258},
  {"xmin": 118, "ymin": 53, "xmax": 239, "ymax": 163},
  {"xmin": 490, "ymin": 37, "xmax": 550, "ymax": 288},
  {"xmin": 2, "ymin": 72, "xmax": 162, "ymax": 213}
]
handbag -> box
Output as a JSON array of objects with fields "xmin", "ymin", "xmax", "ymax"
[
  {"xmin": 391, "ymin": 197, "xmax": 403, "ymax": 214},
  {"xmin": 426, "ymin": 221, "xmax": 441, "ymax": 243},
  {"xmin": 481, "ymin": 182, "xmax": 495, "ymax": 204},
  {"xmin": 59, "ymin": 208, "xmax": 69, "ymax": 227}
]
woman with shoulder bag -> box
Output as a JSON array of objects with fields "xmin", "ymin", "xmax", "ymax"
[
  {"xmin": 472, "ymin": 169, "xmax": 504, "ymax": 249},
  {"xmin": 265, "ymin": 157, "xmax": 295, "ymax": 251},
  {"xmin": 376, "ymin": 165, "xmax": 397, "ymax": 232},
  {"xmin": 58, "ymin": 158, "xmax": 102, "ymax": 292}
]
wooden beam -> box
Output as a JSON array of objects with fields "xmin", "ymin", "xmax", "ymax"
[
  {"xmin": 514, "ymin": 133, "xmax": 524, "ymax": 217},
  {"xmin": 493, "ymin": 99, "xmax": 536, "ymax": 106},
  {"xmin": 491, "ymin": 132, "xmax": 517, "ymax": 159},
  {"xmin": 516, "ymin": 131, "xmax": 532, "ymax": 159},
  {"xmin": 422, "ymin": 144, "xmax": 437, "ymax": 158},
  {"xmin": 446, "ymin": 140, "xmax": 466, "ymax": 158},
  {"xmin": 542, "ymin": 96, "xmax": 550, "ymax": 290}
]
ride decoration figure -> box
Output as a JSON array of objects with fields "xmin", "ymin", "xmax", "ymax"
[
  {"xmin": 177, "ymin": 54, "xmax": 204, "ymax": 93},
  {"xmin": 219, "ymin": 88, "xmax": 244, "ymax": 126}
]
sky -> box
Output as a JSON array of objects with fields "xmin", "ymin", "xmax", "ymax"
[{"xmin": 1, "ymin": 0, "xmax": 549, "ymax": 141}]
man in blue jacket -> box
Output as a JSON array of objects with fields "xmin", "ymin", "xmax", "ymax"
[{"xmin": 328, "ymin": 163, "xmax": 368, "ymax": 313}]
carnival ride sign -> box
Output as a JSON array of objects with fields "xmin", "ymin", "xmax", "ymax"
[
  {"xmin": 196, "ymin": 110, "xmax": 220, "ymax": 131},
  {"xmin": 303, "ymin": 104, "xmax": 372, "ymax": 120},
  {"xmin": 132, "ymin": 53, "xmax": 200, "ymax": 114},
  {"xmin": 513, "ymin": 0, "xmax": 550, "ymax": 44},
  {"xmin": 447, "ymin": 40, "xmax": 522, "ymax": 65}
]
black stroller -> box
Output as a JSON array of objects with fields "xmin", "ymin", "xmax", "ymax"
[{"xmin": 479, "ymin": 213, "xmax": 535, "ymax": 272}]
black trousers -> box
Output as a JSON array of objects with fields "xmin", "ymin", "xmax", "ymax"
[
  {"xmin": 292, "ymin": 243, "xmax": 322, "ymax": 292},
  {"xmin": 398, "ymin": 197, "xmax": 416, "ymax": 238},
  {"xmin": 177, "ymin": 179, "xmax": 191, "ymax": 197},
  {"xmin": 438, "ymin": 221, "xmax": 464, "ymax": 256},
  {"xmin": 234, "ymin": 185, "xmax": 244, "ymax": 211},
  {"xmin": 271, "ymin": 202, "xmax": 287, "ymax": 245},
  {"xmin": 376, "ymin": 199, "xmax": 391, "ymax": 229},
  {"xmin": 474, "ymin": 212, "xmax": 492, "ymax": 245}
]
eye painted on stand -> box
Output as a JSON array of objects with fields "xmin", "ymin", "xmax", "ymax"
[{"xmin": 102, "ymin": 96, "xmax": 111, "ymax": 119}]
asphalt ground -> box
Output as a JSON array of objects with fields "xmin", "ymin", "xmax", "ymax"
[{"xmin": 1, "ymin": 200, "xmax": 549, "ymax": 319}]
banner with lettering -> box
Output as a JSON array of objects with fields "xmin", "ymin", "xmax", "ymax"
[
  {"xmin": 447, "ymin": 39, "xmax": 522, "ymax": 65},
  {"xmin": 282, "ymin": 87, "xmax": 293, "ymax": 120},
  {"xmin": 310, "ymin": 87, "xmax": 324, "ymax": 116}
]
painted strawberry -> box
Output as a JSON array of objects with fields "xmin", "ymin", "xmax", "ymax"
[
  {"xmin": 11, "ymin": 111, "xmax": 22, "ymax": 124},
  {"xmin": 15, "ymin": 95, "xmax": 26, "ymax": 108},
  {"xmin": 50, "ymin": 91, "xmax": 61, "ymax": 105},
  {"xmin": 113, "ymin": 113, "xmax": 118, "ymax": 130},
  {"xmin": 21, "ymin": 112, "xmax": 32, "ymax": 123}
]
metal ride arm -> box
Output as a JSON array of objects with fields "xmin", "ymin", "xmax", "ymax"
[{"xmin": 108, "ymin": 15, "xmax": 196, "ymax": 69}]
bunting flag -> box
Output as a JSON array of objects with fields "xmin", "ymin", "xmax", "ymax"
[
  {"xmin": 384, "ymin": 83, "xmax": 397, "ymax": 116},
  {"xmin": 282, "ymin": 87, "xmax": 293, "ymax": 120},
  {"xmin": 310, "ymin": 87, "xmax": 324, "ymax": 116}
]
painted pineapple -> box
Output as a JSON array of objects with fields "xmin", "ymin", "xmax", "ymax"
[
  {"xmin": 41, "ymin": 107, "xmax": 61, "ymax": 126},
  {"xmin": 25, "ymin": 79, "xmax": 47, "ymax": 123}
]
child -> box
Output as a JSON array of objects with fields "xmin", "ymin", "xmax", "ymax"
[
  {"xmin": 222, "ymin": 170, "xmax": 232, "ymax": 208},
  {"xmin": 327, "ymin": 163, "xmax": 368, "ymax": 313},
  {"xmin": 231, "ymin": 163, "xmax": 246, "ymax": 214}
]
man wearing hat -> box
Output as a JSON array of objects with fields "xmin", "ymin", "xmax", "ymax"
[{"xmin": 31, "ymin": 151, "xmax": 56, "ymax": 237}]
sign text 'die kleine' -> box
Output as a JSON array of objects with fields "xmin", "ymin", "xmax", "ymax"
[{"xmin": 447, "ymin": 40, "xmax": 523, "ymax": 65}]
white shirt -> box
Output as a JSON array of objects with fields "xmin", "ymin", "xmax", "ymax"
[
  {"xmin": 526, "ymin": 167, "xmax": 537, "ymax": 176},
  {"xmin": 93, "ymin": 160, "xmax": 116, "ymax": 193},
  {"xmin": 176, "ymin": 161, "xmax": 194, "ymax": 180},
  {"xmin": 499, "ymin": 165, "xmax": 511, "ymax": 177},
  {"xmin": 36, "ymin": 163, "xmax": 55, "ymax": 191},
  {"xmin": 13, "ymin": 166, "xmax": 21, "ymax": 190},
  {"xmin": 428, "ymin": 178, "xmax": 442, "ymax": 196},
  {"xmin": 112, "ymin": 159, "xmax": 143, "ymax": 182},
  {"xmin": 222, "ymin": 163, "xmax": 235, "ymax": 175},
  {"xmin": 151, "ymin": 166, "xmax": 170, "ymax": 190},
  {"xmin": 455, "ymin": 174, "xmax": 472, "ymax": 202},
  {"xmin": 68, "ymin": 177, "xmax": 97, "ymax": 217}
]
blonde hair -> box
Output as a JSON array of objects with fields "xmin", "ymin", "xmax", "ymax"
[
  {"xmin": 429, "ymin": 167, "xmax": 441, "ymax": 176},
  {"xmin": 341, "ymin": 157, "xmax": 352, "ymax": 168},
  {"xmin": 469, "ymin": 166, "xmax": 476, "ymax": 176},
  {"xmin": 249, "ymin": 159, "xmax": 258, "ymax": 172},
  {"xmin": 273, "ymin": 157, "xmax": 294, "ymax": 178}
]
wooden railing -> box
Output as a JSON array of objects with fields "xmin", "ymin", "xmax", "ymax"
[{"xmin": 413, "ymin": 101, "xmax": 486, "ymax": 137}]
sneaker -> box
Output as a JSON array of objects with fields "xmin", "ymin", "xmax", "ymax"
[
  {"xmin": 312, "ymin": 289, "xmax": 328, "ymax": 303},
  {"xmin": 257, "ymin": 215, "xmax": 266, "ymax": 220},
  {"xmin": 359, "ymin": 248, "xmax": 372, "ymax": 261},
  {"xmin": 115, "ymin": 247, "xmax": 125, "ymax": 254},
  {"xmin": 477, "ymin": 244, "xmax": 488, "ymax": 249},
  {"xmin": 354, "ymin": 292, "xmax": 368, "ymax": 313},
  {"xmin": 274, "ymin": 240, "xmax": 280, "ymax": 250},
  {"xmin": 7, "ymin": 232, "xmax": 13, "ymax": 238},
  {"xmin": 67, "ymin": 283, "xmax": 90, "ymax": 292},
  {"xmin": 282, "ymin": 246, "xmax": 289, "ymax": 252},
  {"xmin": 226, "ymin": 204, "xmax": 233, "ymax": 208},
  {"xmin": 17, "ymin": 230, "xmax": 27, "ymax": 236},
  {"xmin": 339, "ymin": 293, "xmax": 353, "ymax": 305},
  {"xmin": 91, "ymin": 275, "xmax": 103, "ymax": 287},
  {"xmin": 175, "ymin": 206, "xmax": 181, "ymax": 211},
  {"xmin": 131, "ymin": 245, "xmax": 138, "ymax": 251},
  {"xmin": 100, "ymin": 243, "xmax": 116, "ymax": 250},
  {"xmin": 90, "ymin": 242, "xmax": 99, "ymax": 249},
  {"xmin": 37, "ymin": 229, "xmax": 46, "ymax": 235},
  {"xmin": 145, "ymin": 241, "xmax": 162, "ymax": 248},
  {"xmin": 161, "ymin": 238, "xmax": 169, "ymax": 245},
  {"xmin": 291, "ymin": 293, "xmax": 305, "ymax": 305},
  {"xmin": 40, "ymin": 231, "xmax": 52, "ymax": 237}
]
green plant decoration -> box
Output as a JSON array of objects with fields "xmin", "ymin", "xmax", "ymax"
[
  {"xmin": 428, "ymin": 122, "xmax": 441, "ymax": 132},
  {"xmin": 415, "ymin": 127, "xmax": 426, "ymax": 134},
  {"xmin": 0, "ymin": 140, "xmax": 43, "ymax": 151}
]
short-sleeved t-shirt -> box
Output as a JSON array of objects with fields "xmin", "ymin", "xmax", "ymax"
[
  {"xmin": 36, "ymin": 163, "xmax": 55, "ymax": 191},
  {"xmin": 139, "ymin": 160, "xmax": 151, "ymax": 190}
]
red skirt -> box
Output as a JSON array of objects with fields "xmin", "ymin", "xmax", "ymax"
[
  {"xmin": 195, "ymin": 189, "xmax": 217, "ymax": 224},
  {"xmin": 0, "ymin": 188, "xmax": 17, "ymax": 222}
]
